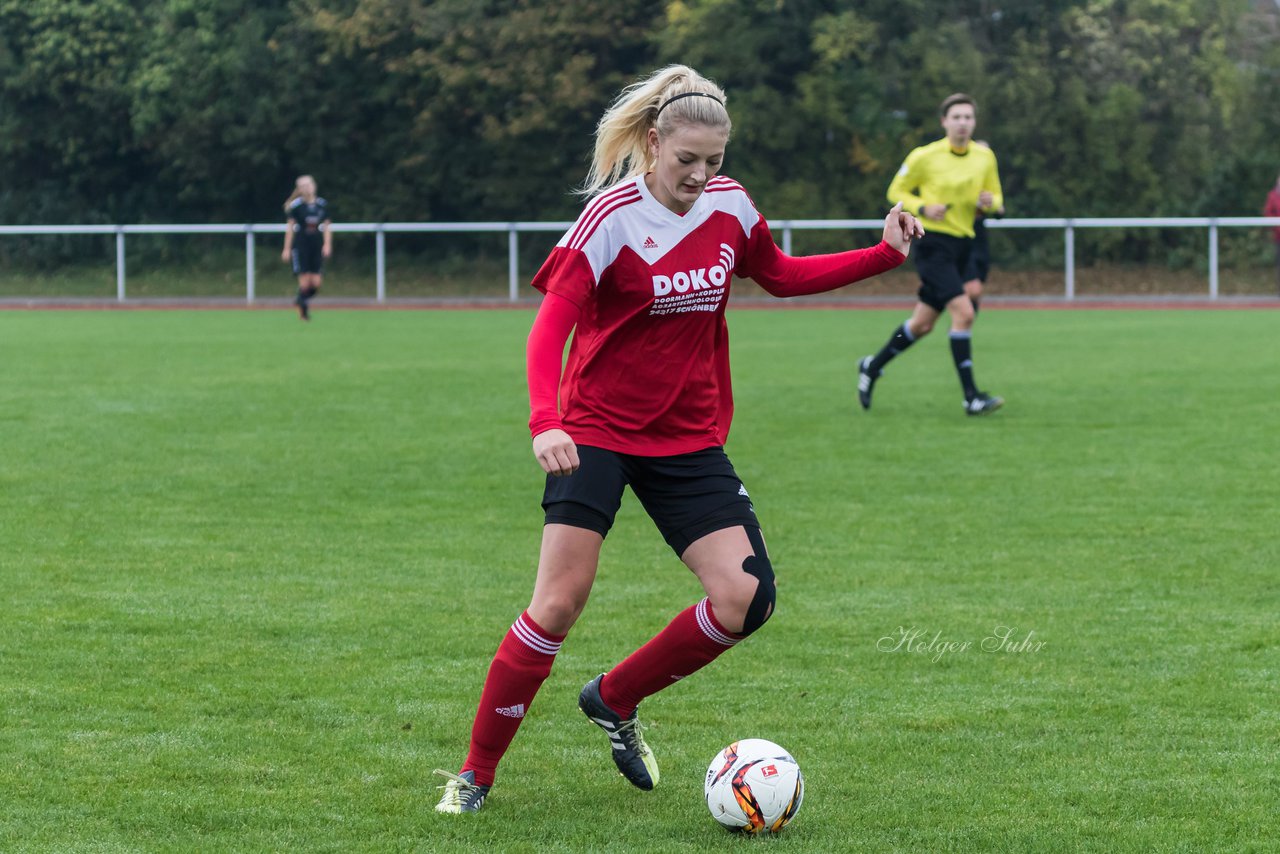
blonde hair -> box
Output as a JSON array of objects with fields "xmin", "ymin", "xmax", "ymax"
[
  {"xmin": 283, "ymin": 175, "xmax": 316, "ymax": 212},
  {"xmin": 580, "ymin": 65, "xmax": 730, "ymax": 198}
]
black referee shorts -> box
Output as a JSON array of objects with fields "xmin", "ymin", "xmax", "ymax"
[
  {"xmin": 292, "ymin": 241, "xmax": 324, "ymax": 276},
  {"xmin": 963, "ymin": 231, "xmax": 990, "ymax": 284},
  {"xmin": 914, "ymin": 232, "xmax": 973, "ymax": 311},
  {"xmin": 542, "ymin": 445, "xmax": 758, "ymax": 557}
]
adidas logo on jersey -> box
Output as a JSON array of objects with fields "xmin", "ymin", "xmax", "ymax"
[
  {"xmin": 494, "ymin": 704, "xmax": 526, "ymax": 718},
  {"xmin": 652, "ymin": 243, "xmax": 736, "ymax": 296},
  {"xmin": 643, "ymin": 236, "xmax": 658, "ymax": 249}
]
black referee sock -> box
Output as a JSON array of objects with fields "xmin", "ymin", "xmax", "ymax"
[
  {"xmin": 867, "ymin": 322, "xmax": 917, "ymax": 375},
  {"xmin": 949, "ymin": 331, "xmax": 978, "ymax": 401}
]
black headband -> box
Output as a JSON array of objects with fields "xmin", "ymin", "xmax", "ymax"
[{"xmin": 656, "ymin": 91, "xmax": 724, "ymax": 117}]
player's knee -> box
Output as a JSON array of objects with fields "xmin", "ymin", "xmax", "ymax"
[
  {"xmin": 528, "ymin": 594, "xmax": 585, "ymax": 636},
  {"xmin": 738, "ymin": 563, "xmax": 776, "ymax": 637},
  {"xmin": 911, "ymin": 318, "xmax": 934, "ymax": 337},
  {"xmin": 737, "ymin": 527, "xmax": 776, "ymax": 636}
]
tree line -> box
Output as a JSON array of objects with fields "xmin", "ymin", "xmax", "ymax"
[{"xmin": 1, "ymin": 0, "xmax": 1278, "ymax": 250}]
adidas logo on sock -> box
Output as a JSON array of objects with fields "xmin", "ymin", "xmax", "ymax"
[
  {"xmin": 495, "ymin": 704, "xmax": 526, "ymax": 718},
  {"xmin": 643, "ymin": 236, "xmax": 658, "ymax": 249}
]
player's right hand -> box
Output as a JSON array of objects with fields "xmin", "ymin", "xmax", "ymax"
[
  {"xmin": 281, "ymin": 249, "xmax": 290, "ymax": 262},
  {"xmin": 533, "ymin": 429, "xmax": 579, "ymax": 477},
  {"xmin": 922, "ymin": 203, "xmax": 948, "ymax": 220}
]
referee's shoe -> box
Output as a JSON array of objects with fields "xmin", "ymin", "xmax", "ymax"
[
  {"xmin": 965, "ymin": 392, "xmax": 1004, "ymax": 416},
  {"xmin": 578, "ymin": 674, "xmax": 659, "ymax": 790},
  {"xmin": 857, "ymin": 356, "xmax": 879, "ymax": 410}
]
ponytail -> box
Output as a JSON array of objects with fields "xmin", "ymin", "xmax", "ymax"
[{"xmin": 580, "ymin": 64, "xmax": 730, "ymax": 198}]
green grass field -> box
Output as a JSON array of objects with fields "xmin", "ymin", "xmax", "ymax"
[{"xmin": 2, "ymin": 307, "xmax": 1277, "ymax": 853}]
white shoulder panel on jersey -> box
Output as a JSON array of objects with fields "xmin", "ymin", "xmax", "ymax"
[
  {"xmin": 557, "ymin": 176, "xmax": 761, "ymax": 285},
  {"xmin": 703, "ymin": 176, "xmax": 759, "ymax": 237},
  {"xmin": 556, "ymin": 179, "xmax": 644, "ymax": 283}
]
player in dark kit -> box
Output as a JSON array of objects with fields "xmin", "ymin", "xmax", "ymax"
[
  {"xmin": 432, "ymin": 64, "xmax": 923, "ymax": 814},
  {"xmin": 961, "ymin": 141, "xmax": 1004, "ymax": 316},
  {"xmin": 280, "ymin": 175, "xmax": 332, "ymax": 321},
  {"xmin": 963, "ymin": 212, "xmax": 992, "ymax": 310},
  {"xmin": 859, "ymin": 94, "xmax": 1005, "ymax": 416}
]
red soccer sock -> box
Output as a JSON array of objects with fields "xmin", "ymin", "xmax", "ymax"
[
  {"xmin": 461, "ymin": 611, "xmax": 565, "ymax": 786},
  {"xmin": 599, "ymin": 598, "xmax": 742, "ymax": 718}
]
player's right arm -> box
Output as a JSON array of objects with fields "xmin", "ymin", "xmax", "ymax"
[
  {"xmin": 888, "ymin": 148, "xmax": 940, "ymax": 219},
  {"xmin": 527, "ymin": 292, "xmax": 581, "ymax": 476},
  {"xmin": 281, "ymin": 208, "xmax": 294, "ymax": 261},
  {"xmin": 526, "ymin": 189, "xmax": 626, "ymax": 474},
  {"xmin": 528, "ymin": 225, "xmax": 599, "ymax": 477}
]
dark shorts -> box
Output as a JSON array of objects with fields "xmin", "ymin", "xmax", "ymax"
[
  {"xmin": 914, "ymin": 232, "xmax": 973, "ymax": 311},
  {"xmin": 962, "ymin": 220, "xmax": 988, "ymax": 284},
  {"xmin": 292, "ymin": 241, "xmax": 324, "ymax": 276},
  {"xmin": 963, "ymin": 227, "xmax": 990, "ymax": 284},
  {"xmin": 542, "ymin": 445, "xmax": 759, "ymax": 556}
]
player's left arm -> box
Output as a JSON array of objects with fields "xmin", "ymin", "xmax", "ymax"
[
  {"xmin": 321, "ymin": 217, "xmax": 333, "ymax": 258},
  {"xmin": 979, "ymin": 153, "xmax": 1005, "ymax": 214},
  {"xmin": 745, "ymin": 205, "xmax": 921, "ymax": 298}
]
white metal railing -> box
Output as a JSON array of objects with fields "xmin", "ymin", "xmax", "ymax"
[{"xmin": 1, "ymin": 218, "xmax": 1277, "ymax": 302}]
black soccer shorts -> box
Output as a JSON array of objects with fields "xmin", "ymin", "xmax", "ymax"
[
  {"xmin": 292, "ymin": 241, "xmax": 324, "ymax": 276},
  {"xmin": 963, "ymin": 236, "xmax": 990, "ymax": 284},
  {"xmin": 541, "ymin": 444, "xmax": 759, "ymax": 556},
  {"xmin": 913, "ymin": 232, "xmax": 973, "ymax": 311}
]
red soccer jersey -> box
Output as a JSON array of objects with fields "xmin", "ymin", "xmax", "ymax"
[
  {"xmin": 1265, "ymin": 188, "xmax": 1280, "ymax": 242},
  {"xmin": 530, "ymin": 174, "xmax": 904, "ymax": 456}
]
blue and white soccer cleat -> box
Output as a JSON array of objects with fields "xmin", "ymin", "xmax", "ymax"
[
  {"xmin": 433, "ymin": 769, "xmax": 491, "ymax": 814},
  {"xmin": 578, "ymin": 674, "xmax": 659, "ymax": 790}
]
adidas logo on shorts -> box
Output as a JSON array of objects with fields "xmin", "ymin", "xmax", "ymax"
[
  {"xmin": 495, "ymin": 704, "xmax": 526, "ymax": 718},
  {"xmin": 738, "ymin": 484, "xmax": 749, "ymax": 497}
]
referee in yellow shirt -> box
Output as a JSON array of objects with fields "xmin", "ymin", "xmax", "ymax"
[{"xmin": 858, "ymin": 93, "xmax": 1004, "ymax": 415}]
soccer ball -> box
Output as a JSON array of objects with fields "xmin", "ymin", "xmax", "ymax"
[{"xmin": 704, "ymin": 738, "xmax": 804, "ymax": 834}]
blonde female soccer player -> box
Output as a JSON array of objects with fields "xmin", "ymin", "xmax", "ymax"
[
  {"xmin": 280, "ymin": 175, "xmax": 332, "ymax": 320},
  {"xmin": 433, "ymin": 64, "xmax": 923, "ymax": 814}
]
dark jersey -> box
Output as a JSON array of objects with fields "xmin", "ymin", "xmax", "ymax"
[{"xmin": 288, "ymin": 197, "xmax": 331, "ymax": 243}]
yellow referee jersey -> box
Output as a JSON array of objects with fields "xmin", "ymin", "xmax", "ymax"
[{"xmin": 887, "ymin": 138, "xmax": 1004, "ymax": 239}]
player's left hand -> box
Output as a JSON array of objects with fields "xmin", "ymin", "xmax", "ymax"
[
  {"xmin": 978, "ymin": 191, "xmax": 995, "ymax": 209},
  {"xmin": 882, "ymin": 202, "xmax": 925, "ymax": 255},
  {"xmin": 322, "ymin": 245, "xmax": 332, "ymax": 259}
]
